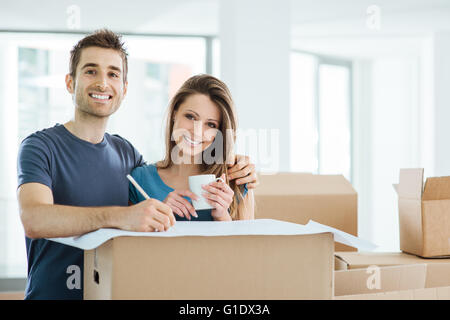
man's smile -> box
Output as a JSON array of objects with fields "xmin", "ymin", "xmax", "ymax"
[{"xmin": 88, "ymin": 92, "xmax": 112, "ymax": 101}]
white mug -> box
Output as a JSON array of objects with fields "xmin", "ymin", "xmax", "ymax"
[{"xmin": 188, "ymin": 174, "xmax": 225, "ymax": 210}]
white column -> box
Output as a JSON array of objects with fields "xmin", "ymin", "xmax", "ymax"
[
  {"xmin": 419, "ymin": 37, "xmax": 435, "ymax": 177},
  {"xmin": 432, "ymin": 32, "xmax": 450, "ymax": 176},
  {"xmin": 0, "ymin": 43, "xmax": 20, "ymax": 276},
  {"xmin": 219, "ymin": 0, "xmax": 291, "ymax": 172},
  {"xmin": 352, "ymin": 60, "xmax": 374, "ymax": 245},
  {"xmin": 0, "ymin": 44, "xmax": 18, "ymax": 198}
]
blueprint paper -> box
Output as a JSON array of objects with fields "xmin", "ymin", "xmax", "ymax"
[
  {"xmin": 305, "ymin": 220, "xmax": 377, "ymax": 251},
  {"xmin": 48, "ymin": 219, "xmax": 377, "ymax": 251}
]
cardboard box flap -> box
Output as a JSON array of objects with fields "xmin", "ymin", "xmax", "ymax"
[
  {"xmin": 398, "ymin": 168, "xmax": 424, "ymax": 199},
  {"xmin": 335, "ymin": 251, "xmax": 419, "ymax": 268},
  {"xmin": 422, "ymin": 176, "xmax": 450, "ymax": 200},
  {"xmin": 255, "ymin": 173, "xmax": 356, "ymax": 196}
]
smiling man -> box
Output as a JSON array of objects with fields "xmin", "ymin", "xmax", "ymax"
[{"xmin": 16, "ymin": 29, "xmax": 258, "ymax": 300}]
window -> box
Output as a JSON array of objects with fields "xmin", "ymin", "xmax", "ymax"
[
  {"xmin": 290, "ymin": 51, "xmax": 352, "ymax": 181},
  {"xmin": 0, "ymin": 32, "xmax": 210, "ymax": 278}
]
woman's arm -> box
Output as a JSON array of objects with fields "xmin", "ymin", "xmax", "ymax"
[{"xmin": 237, "ymin": 189, "xmax": 255, "ymax": 220}]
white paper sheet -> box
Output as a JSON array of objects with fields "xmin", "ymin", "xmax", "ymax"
[
  {"xmin": 48, "ymin": 219, "xmax": 377, "ymax": 251},
  {"xmin": 304, "ymin": 220, "xmax": 377, "ymax": 251}
]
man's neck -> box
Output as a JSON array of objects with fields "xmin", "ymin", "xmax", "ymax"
[{"xmin": 64, "ymin": 113, "xmax": 108, "ymax": 144}]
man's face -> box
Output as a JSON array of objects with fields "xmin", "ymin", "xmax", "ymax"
[{"xmin": 65, "ymin": 47, "xmax": 128, "ymax": 119}]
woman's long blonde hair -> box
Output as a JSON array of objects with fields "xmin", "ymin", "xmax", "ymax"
[{"xmin": 157, "ymin": 74, "xmax": 244, "ymax": 220}]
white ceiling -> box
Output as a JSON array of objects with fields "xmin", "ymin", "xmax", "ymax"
[
  {"xmin": 2, "ymin": 0, "xmax": 450, "ymax": 35},
  {"xmin": 1, "ymin": 0, "xmax": 450, "ymax": 58},
  {"xmin": 0, "ymin": 0, "xmax": 216, "ymax": 34}
]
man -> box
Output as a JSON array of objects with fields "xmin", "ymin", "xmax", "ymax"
[{"xmin": 17, "ymin": 29, "xmax": 258, "ymax": 300}]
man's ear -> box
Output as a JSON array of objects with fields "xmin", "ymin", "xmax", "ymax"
[
  {"xmin": 65, "ymin": 74, "xmax": 74, "ymax": 94},
  {"xmin": 123, "ymin": 80, "xmax": 128, "ymax": 97}
]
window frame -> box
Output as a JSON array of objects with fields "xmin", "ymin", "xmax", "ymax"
[{"xmin": 292, "ymin": 49, "xmax": 354, "ymax": 182}]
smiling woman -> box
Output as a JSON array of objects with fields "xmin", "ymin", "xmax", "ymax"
[
  {"xmin": 128, "ymin": 74, "xmax": 255, "ymax": 222},
  {"xmin": 171, "ymin": 94, "xmax": 222, "ymax": 160}
]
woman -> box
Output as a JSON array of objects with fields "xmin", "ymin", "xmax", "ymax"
[{"xmin": 129, "ymin": 74, "xmax": 255, "ymax": 221}]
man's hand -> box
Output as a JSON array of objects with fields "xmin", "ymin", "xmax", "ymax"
[
  {"xmin": 120, "ymin": 199, "xmax": 176, "ymax": 232},
  {"xmin": 227, "ymin": 155, "xmax": 259, "ymax": 189}
]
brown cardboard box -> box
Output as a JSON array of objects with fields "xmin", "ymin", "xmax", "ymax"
[
  {"xmin": 335, "ymin": 286, "xmax": 450, "ymax": 300},
  {"xmin": 334, "ymin": 262, "xmax": 450, "ymax": 300},
  {"xmin": 84, "ymin": 232, "xmax": 334, "ymax": 300},
  {"xmin": 334, "ymin": 264, "xmax": 427, "ymax": 296},
  {"xmin": 254, "ymin": 173, "xmax": 357, "ymax": 252},
  {"xmin": 395, "ymin": 168, "xmax": 450, "ymax": 257},
  {"xmin": 334, "ymin": 251, "xmax": 450, "ymax": 289}
]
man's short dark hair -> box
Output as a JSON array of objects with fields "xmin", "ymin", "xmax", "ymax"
[{"xmin": 69, "ymin": 29, "xmax": 128, "ymax": 83}]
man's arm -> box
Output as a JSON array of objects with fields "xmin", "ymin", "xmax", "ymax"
[
  {"xmin": 227, "ymin": 155, "xmax": 259, "ymax": 189},
  {"xmin": 237, "ymin": 189, "xmax": 255, "ymax": 220},
  {"xmin": 18, "ymin": 182, "xmax": 175, "ymax": 239}
]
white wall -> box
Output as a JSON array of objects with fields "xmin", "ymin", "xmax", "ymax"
[
  {"xmin": 219, "ymin": 0, "xmax": 291, "ymax": 173},
  {"xmin": 352, "ymin": 57, "xmax": 420, "ymax": 251},
  {"xmin": 0, "ymin": 43, "xmax": 25, "ymax": 276},
  {"xmin": 294, "ymin": 35, "xmax": 425, "ymax": 250},
  {"xmin": 369, "ymin": 57, "xmax": 420, "ymax": 251},
  {"xmin": 432, "ymin": 32, "xmax": 450, "ymax": 176}
]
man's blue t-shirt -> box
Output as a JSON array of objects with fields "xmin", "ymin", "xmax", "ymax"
[{"xmin": 17, "ymin": 124, "xmax": 144, "ymax": 300}]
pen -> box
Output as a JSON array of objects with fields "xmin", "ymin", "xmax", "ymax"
[
  {"xmin": 126, "ymin": 174, "xmax": 159, "ymax": 232},
  {"xmin": 126, "ymin": 174, "xmax": 151, "ymax": 200}
]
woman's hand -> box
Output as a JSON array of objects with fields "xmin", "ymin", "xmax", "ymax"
[
  {"xmin": 163, "ymin": 190, "xmax": 199, "ymax": 220},
  {"xmin": 202, "ymin": 174, "xmax": 234, "ymax": 221}
]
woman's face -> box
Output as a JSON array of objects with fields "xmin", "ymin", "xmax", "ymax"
[{"xmin": 172, "ymin": 93, "xmax": 222, "ymax": 158}]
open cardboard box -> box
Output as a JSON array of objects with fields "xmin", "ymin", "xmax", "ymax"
[
  {"xmin": 334, "ymin": 251, "xmax": 450, "ymax": 300},
  {"xmin": 394, "ymin": 168, "xmax": 450, "ymax": 257},
  {"xmin": 254, "ymin": 173, "xmax": 357, "ymax": 252},
  {"xmin": 84, "ymin": 224, "xmax": 335, "ymax": 300}
]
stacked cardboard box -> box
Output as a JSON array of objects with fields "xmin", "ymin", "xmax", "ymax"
[
  {"xmin": 334, "ymin": 251, "xmax": 450, "ymax": 299},
  {"xmin": 82, "ymin": 169, "xmax": 450, "ymax": 300},
  {"xmin": 254, "ymin": 173, "xmax": 357, "ymax": 252},
  {"xmin": 84, "ymin": 171, "xmax": 360, "ymax": 300},
  {"xmin": 332, "ymin": 168, "xmax": 450, "ymax": 299}
]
